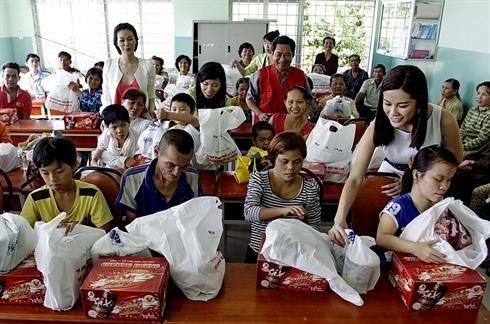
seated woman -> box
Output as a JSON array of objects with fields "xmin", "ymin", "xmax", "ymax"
[
  {"xmin": 121, "ymin": 88, "xmax": 151, "ymax": 138},
  {"xmin": 269, "ymin": 86, "xmax": 315, "ymax": 139},
  {"xmin": 102, "ymin": 23, "xmax": 155, "ymax": 114},
  {"xmin": 436, "ymin": 78, "xmax": 463, "ymax": 123},
  {"xmin": 319, "ymin": 73, "xmax": 359, "ymax": 119},
  {"xmin": 230, "ymin": 77, "xmax": 252, "ymax": 121},
  {"xmin": 186, "ymin": 62, "xmax": 231, "ymax": 111},
  {"xmin": 233, "ymin": 30, "xmax": 280, "ymax": 77},
  {"xmin": 69, "ymin": 67, "xmax": 103, "ymax": 113},
  {"xmin": 460, "ymin": 81, "xmax": 490, "ymax": 153},
  {"xmin": 175, "ymin": 55, "xmax": 194, "ymax": 90},
  {"xmin": 244, "ymin": 132, "xmax": 321, "ymax": 263},
  {"xmin": 234, "ymin": 42, "xmax": 255, "ymax": 69},
  {"xmin": 376, "ymin": 145, "xmax": 458, "ymax": 263}
]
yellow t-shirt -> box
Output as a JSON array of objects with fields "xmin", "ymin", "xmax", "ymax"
[{"xmin": 21, "ymin": 180, "xmax": 113, "ymax": 228}]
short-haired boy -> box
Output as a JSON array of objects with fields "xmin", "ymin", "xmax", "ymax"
[
  {"xmin": 21, "ymin": 137, "xmax": 113, "ymax": 232},
  {"xmin": 91, "ymin": 104, "xmax": 138, "ymax": 168},
  {"xmin": 245, "ymin": 121, "xmax": 275, "ymax": 167}
]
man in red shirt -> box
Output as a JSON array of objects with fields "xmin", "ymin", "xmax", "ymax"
[
  {"xmin": 1, "ymin": 62, "xmax": 32, "ymax": 119},
  {"xmin": 246, "ymin": 36, "xmax": 309, "ymax": 123}
]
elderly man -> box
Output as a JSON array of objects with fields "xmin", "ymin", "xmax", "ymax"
[
  {"xmin": 116, "ymin": 129, "xmax": 201, "ymax": 223},
  {"xmin": 246, "ymin": 35, "xmax": 308, "ymax": 123},
  {"xmin": 0, "ymin": 62, "xmax": 32, "ymax": 120},
  {"xmin": 18, "ymin": 53, "xmax": 50, "ymax": 100},
  {"xmin": 343, "ymin": 54, "xmax": 369, "ymax": 99},
  {"xmin": 354, "ymin": 64, "xmax": 386, "ymax": 120}
]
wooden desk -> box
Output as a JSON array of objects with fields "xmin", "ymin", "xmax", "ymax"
[
  {"xmin": 165, "ymin": 263, "xmax": 489, "ymax": 323},
  {"xmin": 8, "ymin": 120, "xmax": 101, "ymax": 151}
]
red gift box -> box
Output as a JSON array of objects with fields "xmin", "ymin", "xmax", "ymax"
[
  {"xmin": 0, "ymin": 255, "xmax": 46, "ymax": 304},
  {"xmin": 389, "ymin": 252, "xmax": 486, "ymax": 311},
  {"xmin": 64, "ymin": 112, "xmax": 100, "ymax": 130},
  {"xmin": 0, "ymin": 108, "xmax": 19, "ymax": 125},
  {"xmin": 80, "ymin": 256, "xmax": 170, "ymax": 321},
  {"xmin": 256, "ymin": 237, "xmax": 329, "ymax": 292}
]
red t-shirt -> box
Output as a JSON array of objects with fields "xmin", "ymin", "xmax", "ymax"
[
  {"xmin": 114, "ymin": 78, "xmax": 140, "ymax": 104},
  {"xmin": 0, "ymin": 85, "xmax": 33, "ymax": 119}
]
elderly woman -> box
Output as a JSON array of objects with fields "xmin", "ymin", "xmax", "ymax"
[
  {"xmin": 235, "ymin": 42, "xmax": 255, "ymax": 68},
  {"xmin": 269, "ymin": 86, "xmax": 315, "ymax": 139},
  {"xmin": 313, "ymin": 36, "xmax": 339, "ymax": 76},
  {"xmin": 102, "ymin": 23, "xmax": 155, "ymax": 114},
  {"xmin": 436, "ymin": 78, "xmax": 463, "ymax": 122},
  {"xmin": 175, "ymin": 54, "xmax": 193, "ymax": 90},
  {"xmin": 233, "ymin": 30, "xmax": 280, "ymax": 77}
]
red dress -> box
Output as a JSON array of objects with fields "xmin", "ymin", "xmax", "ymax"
[
  {"xmin": 270, "ymin": 113, "xmax": 315, "ymax": 137},
  {"xmin": 114, "ymin": 79, "xmax": 140, "ymax": 104}
]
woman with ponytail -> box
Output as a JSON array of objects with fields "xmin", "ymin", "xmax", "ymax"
[{"xmin": 376, "ymin": 145, "xmax": 458, "ymax": 263}]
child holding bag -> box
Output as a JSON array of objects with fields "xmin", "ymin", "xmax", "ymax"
[
  {"xmin": 244, "ymin": 132, "xmax": 321, "ymax": 262},
  {"xmin": 376, "ymin": 145, "xmax": 458, "ymax": 263}
]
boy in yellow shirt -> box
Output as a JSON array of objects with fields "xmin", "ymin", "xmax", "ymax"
[{"xmin": 21, "ymin": 137, "xmax": 113, "ymax": 233}]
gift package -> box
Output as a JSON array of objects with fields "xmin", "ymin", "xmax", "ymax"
[
  {"xmin": 0, "ymin": 108, "xmax": 19, "ymax": 125},
  {"xmin": 63, "ymin": 112, "xmax": 100, "ymax": 130},
  {"xmin": 389, "ymin": 252, "xmax": 486, "ymax": 311},
  {"xmin": 80, "ymin": 256, "xmax": 170, "ymax": 321},
  {"xmin": 301, "ymin": 161, "xmax": 326, "ymax": 180},
  {"xmin": 0, "ymin": 255, "xmax": 46, "ymax": 305},
  {"xmin": 256, "ymin": 237, "xmax": 329, "ymax": 293}
]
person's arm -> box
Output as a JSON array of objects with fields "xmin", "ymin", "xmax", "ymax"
[
  {"xmin": 354, "ymin": 80, "xmax": 368, "ymax": 107},
  {"xmin": 243, "ymin": 172, "xmax": 306, "ymax": 222},
  {"xmin": 68, "ymin": 81, "xmax": 82, "ymax": 96},
  {"xmin": 156, "ymin": 110, "xmax": 199, "ymax": 128},
  {"xmin": 20, "ymin": 194, "xmax": 39, "ymax": 227},
  {"xmin": 114, "ymin": 175, "xmax": 139, "ymax": 223},
  {"xmin": 231, "ymin": 60, "xmax": 246, "ymax": 77},
  {"xmin": 376, "ymin": 213, "xmax": 445, "ymax": 263},
  {"xmin": 350, "ymin": 100, "xmax": 360, "ymax": 118},
  {"xmin": 305, "ymin": 179, "xmax": 322, "ymax": 231},
  {"xmin": 328, "ymin": 123, "xmax": 376, "ymax": 246},
  {"xmin": 101, "ymin": 59, "xmax": 111, "ymax": 111},
  {"xmin": 242, "ymin": 55, "xmax": 262, "ymax": 76},
  {"xmin": 91, "ymin": 148, "xmax": 103, "ymax": 166},
  {"xmin": 146, "ymin": 59, "xmax": 156, "ymax": 114},
  {"xmin": 245, "ymin": 72, "xmax": 270, "ymax": 121},
  {"xmin": 89, "ymin": 189, "xmax": 114, "ymax": 232},
  {"xmin": 21, "ymin": 92, "xmax": 32, "ymax": 120},
  {"xmin": 460, "ymin": 112, "xmax": 490, "ymax": 152},
  {"xmin": 440, "ymin": 108, "xmax": 464, "ymax": 162}
]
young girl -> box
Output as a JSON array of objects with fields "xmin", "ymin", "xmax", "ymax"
[
  {"xmin": 230, "ymin": 77, "xmax": 251, "ymax": 121},
  {"xmin": 269, "ymin": 86, "xmax": 315, "ymax": 139},
  {"xmin": 78, "ymin": 67, "xmax": 103, "ymax": 112},
  {"xmin": 376, "ymin": 145, "xmax": 458, "ymax": 263},
  {"xmin": 244, "ymin": 132, "xmax": 321, "ymax": 262},
  {"xmin": 459, "ymin": 81, "xmax": 490, "ymax": 152},
  {"xmin": 187, "ymin": 62, "xmax": 231, "ymax": 111},
  {"xmin": 329, "ymin": 65, "xmax": 463, "ymax": 247},
  {"xmin": 121, "ymin": 88, "xmax": 151, "ymax": 137}
]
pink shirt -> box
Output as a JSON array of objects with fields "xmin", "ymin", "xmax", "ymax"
[{"xmin": 114, "ymin": 78, "xmax": 140, "ymax": 104}]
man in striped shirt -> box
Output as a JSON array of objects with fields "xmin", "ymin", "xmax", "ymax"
[{"xmin": 460, "ymin": 81, "xmax": 490, "ymax": 153}]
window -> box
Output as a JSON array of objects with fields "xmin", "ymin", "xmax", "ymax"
[
  {"xmin": 232, "ymin": 0, "xmax": 375, "ymax": 72},
  {"xmin": 32, "ymin": 0, "xmax": 174, "ymax": 73}
]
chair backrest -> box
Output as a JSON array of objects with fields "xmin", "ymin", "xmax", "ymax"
[
  {"xmin": 73, "ymin": 166, "xmax": 122, "ymax": 226},
  {"xmin": 343, "ymin": 117, "xmax": 368, "ymax": 150},
  {"xmin": 351, "ymin": 172, "xmax": 400, "ymax": 237},
  {"xmin": 0, "ymin": 168, "xmax": 13, "ymax": 212}
]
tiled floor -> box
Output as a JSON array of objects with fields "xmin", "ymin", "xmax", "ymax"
[{"xmin": 224, "ymin": 224, "xmax": 490, "ymax": 311}]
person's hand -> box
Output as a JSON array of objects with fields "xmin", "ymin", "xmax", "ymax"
[
  {"xmin": 230, "ymin": 60, "xmax": 240, "ymax": 68},
  {"xmin": 67, "ymin": 81, "xmax": 80, "ymax": 91},
  {"xmin": 90, "ymin": 159, "xmax": 99, "ymax": 166},
  {"xmin": 328, "ymin": 221, "xmax": 349, "ymax": 247},
  {"xmin": 156, "ymin": 108, "xmax": 167, "ymax": 121},
  {"xmin": 259, "ymin": 112, "xmax": 272, "ymax": 122},
  {"xmin": 124, "ymin": 157, "xmax": 135, "ymax": 168},
  {"xmin": 281, "ymin": 205, "xmax": 306, "ymax": 220},
  {"xmin": 57, "ymin": 221, "xmax": 78, "ymax": 236},
  {"xmin": 413, "ymin": 240, "xmax": 446, "ymax": 263},
  {"xmin": 381, "ymin": 179, "xmax": 402, "ymax": 197},
  {"xmin": 458, "ymin": 160, "xmax": 475, "ymax": 172}
]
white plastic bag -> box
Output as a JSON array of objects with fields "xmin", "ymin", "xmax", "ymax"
[
  {"xmin": 324, "ymin": 160, "xmax": 350, "ymax": 183},
  {"xmin": 342, "ymin": 230, "xmax": 380, "ymax": 294},
  {"xmin": 321, "ymin": 96, "xmax": 353, "ymax": 117},
  {"xmin": 0, "ymin": 143, "xmax": 20, "ymax": 172},
  {"xmin": 34, "ymin": 212, "xmax": 105, "ymax": 310},
  {"xmin": 44, "ymin": 71, "xmax": 80, "ymax": 113},
  {"xmin": 400, "ymin": 198, "xmax": 490, "ymax": 269},
  {"xmin": 307, "ymin": 72, "xmax": 331, "ymax": 97},
  {"xmin": 262, "ymin": 219, "xmax": 363, "ymax": 306},
  {"xmin": 0, "ymin": 213, "xmax": 36, "ymax": 273},
  {"xmin": 196, "ymin": 107, "xmax": 245, "ymax": 165},
  {"xmin": 222, "ymin": 64, "xmax": 242, "ymax": 97},
  {"xmin": 126, "ymin": 197, "xmax": 225, "ymax": 301},
  {"xmin": 91, "ymin": 228, "xmax": 151, "ymax": 262},
  {"xmin": 306, "ymin": 118, "xmax": 355, "ymax": 163}
]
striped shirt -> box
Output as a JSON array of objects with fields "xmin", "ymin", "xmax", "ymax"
[
  {"xmin": 460, "ymin": 106, "xmax": 490, "ymax": 151},
  {"xmin": 244, "ymin": 170, "xmax": 321, "ymax": 253}
]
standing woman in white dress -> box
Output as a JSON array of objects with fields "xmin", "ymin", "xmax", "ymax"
[
  {"xmin": 101, "ymin": 23, "xmax": 155, "ymax": 116},
  {"xmin": 328, "ymin": 65, "xmax": 463, "ymax": 246}
]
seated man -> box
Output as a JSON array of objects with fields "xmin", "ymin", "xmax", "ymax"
[
  {"xmin": 21, "ymin": 137, "xmax": 113, "ymax": 232},
  {"xmin": 18, "ymin": 53, "xmax": 50, "ymax": 100},
  {"xmin": 0, "ymin": 62, "xmax": 32, "ymax": 119},
  {"xmin": 116, "ymin": 128, "xmax": 201, "ymax": 223},
  {"xmin": 354, "ymin": 64, "xmax": 385, "ymax": 120}
]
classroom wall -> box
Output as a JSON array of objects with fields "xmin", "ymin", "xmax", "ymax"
[
  {"xmin": 372, "ymin": 0, "xmax": 490, "ymax": 109},
  {"xmin": 0, "ymin": 0, "xmax": 36, "ymax": 65}
]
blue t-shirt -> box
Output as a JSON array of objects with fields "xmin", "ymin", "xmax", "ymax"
[
  {"xmin": 381, "ymin": 193, "xmax": 420, "ymax": 236},
  {"xmin": 80, "ymin": 88, "xmax": 102, "ymax": 112},
  {"xmin": 115, "ymin": 159, "xmax": 201, "ymax": 217}
]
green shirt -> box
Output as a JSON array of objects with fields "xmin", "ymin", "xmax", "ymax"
[
  {"xmin": 243, "ymin": 53, "xmax": 272, "ymax": 76},
  {"xmin": 460, "ymin": 106, "xmax": 490, "ymax": 151}
]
